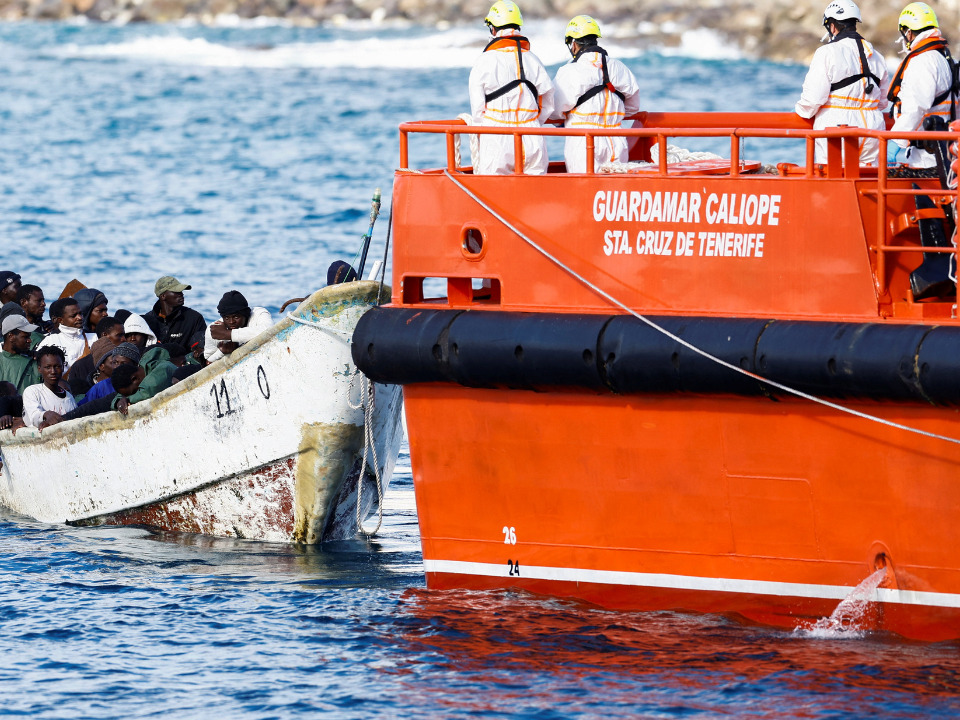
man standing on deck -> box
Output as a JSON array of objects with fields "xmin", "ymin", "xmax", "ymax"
[
  {"xmin": 144, "ymin": 275, "xmax": 207, "ymax": 348},
  {"xmin": 795, "ymin": 0, "xmax": 888, "ymax": 165},
  {"xmin": 887, "ymin": 2, "xmax": 957, "ymax": 168},
  {"xmin": 550, "ymin": 15, "xmax": 641, "ymax": 173},
  {"xmin": 468, "ymin": 1, "xmax": 555, "ymax": 175}
]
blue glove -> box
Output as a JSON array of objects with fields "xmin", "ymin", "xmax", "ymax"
[{"xmin": 887, "ymin": 139, "xmax": 903, "ymax": 166}]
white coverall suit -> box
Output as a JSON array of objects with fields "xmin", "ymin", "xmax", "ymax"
[
  {"xmin": 795, "ymin": 33, "xmax": 889, "ymax": 165},
  {"xmin": 551, "ymin": 48, "xmax": 642, "ymax": 173},
  {"xmin": 468, "ymin": 28, "xmax": 555, "ymax": 175},
  {"xmin": 890, "ymin": 29, "xmax": 956, "ymax": 168}
]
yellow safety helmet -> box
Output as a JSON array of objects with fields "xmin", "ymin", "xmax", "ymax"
[
  {"xmin": 898, "ymin": 2, "xmax": 938, "ymax": 31},
  {"xmin": 485, "ymin": 1, "xmax": 523, "ymax": 29},
  {"xmin": 564, "ymin": 15, "xmax": 602, "ymax": 41}
]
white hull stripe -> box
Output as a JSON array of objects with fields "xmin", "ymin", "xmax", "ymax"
[{"xmin": 424, "ymin": 560, "xmax": 960, "ymax": 610}]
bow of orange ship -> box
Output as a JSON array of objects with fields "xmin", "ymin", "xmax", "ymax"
[{"xmin": 354, "ymin": 112, "xmax": 960, "ymax": 641}]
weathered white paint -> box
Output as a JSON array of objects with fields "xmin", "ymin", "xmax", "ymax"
[{"xmin": 0, "ymin": 281, "xmax": 404, "ymax": 543}]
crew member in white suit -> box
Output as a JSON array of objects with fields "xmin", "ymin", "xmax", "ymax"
[
  {"xmin": 887, "ymin": 2, "xmax": 957, "ymax": 168},
  {"xmin": 550, "ymin": 15, "xmax": 641, "ymax": 173},
  {"xmin": 795, "ymin": 0, "xmax": 888, "ymax": 165},
  {"xmin": 468, "ymin": 1, "xmax": 555, "ymax": 175}
]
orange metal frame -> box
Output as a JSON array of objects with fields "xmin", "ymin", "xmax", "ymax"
[{"xmin": 398, "ymin": 113, "xmax": 960, "ymax": 303}]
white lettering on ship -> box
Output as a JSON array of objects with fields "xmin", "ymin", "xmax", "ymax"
[{"xmin": 594, "ymin": 190, "xmax": 778, "ymax": 259}]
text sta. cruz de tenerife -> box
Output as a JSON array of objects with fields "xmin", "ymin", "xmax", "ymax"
[{"xmin": 593, "ymin": 190, "xmax": 782, "ymax": 259}]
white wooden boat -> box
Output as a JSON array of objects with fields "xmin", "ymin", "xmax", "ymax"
[{"xmin": 0, "ymin": 281, "xmax": 404, "ymax": 543}]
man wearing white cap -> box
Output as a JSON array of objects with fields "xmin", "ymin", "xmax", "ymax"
[
  {"xmin": 123, "ymin": 314, "xmax": 158, "ymax": 354},
  {"xmin": 144, "ymin": 275, "xmax": 207, "ymax": 348},
  {"xmin": 0, "ymin": 315, "xmax": 40, "ymax": 395}
]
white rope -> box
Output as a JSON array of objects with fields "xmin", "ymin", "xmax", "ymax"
[
  {"xmin": 348, "ymin": 373, "xmax": 384, "ymax": 536},
  {"xmin": 286, "ymin": 312, "xmax": 352, "ymax": 345},
  {"xmin": 443, "ymin": 169, "xmax": 960, "ymax": 446}
]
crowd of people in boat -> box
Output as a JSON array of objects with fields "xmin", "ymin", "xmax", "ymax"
[
  {"xmin": 473, "ymin": 1, "xmax": 955, "ymax": 173},
  {"xmin": 0, "ymin": 271, "xmax": 274, "ymax": 433}
]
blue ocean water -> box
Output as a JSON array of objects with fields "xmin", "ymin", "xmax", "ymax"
[{"xmin": 1, "ymin": 19, "xmax": 959, "ymax": 718}]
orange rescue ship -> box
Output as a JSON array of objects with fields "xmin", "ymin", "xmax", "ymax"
[{"xmin": 354, "ymin": 113, "xmax": 960, "ymax": 641}]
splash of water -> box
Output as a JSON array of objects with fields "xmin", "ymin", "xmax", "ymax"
[{"xmin": 796, "ymin": 567, "xmax": 887, "ymax": 639}]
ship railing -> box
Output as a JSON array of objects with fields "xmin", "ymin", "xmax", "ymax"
[{"xmin": 398, "ymin": 114, "xmax": 960, "ymax": 304}]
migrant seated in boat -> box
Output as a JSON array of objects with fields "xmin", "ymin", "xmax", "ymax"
[
  {"xmin": 0, "ymin": 271, "xmax": 21, "ymax": 306},
  {"xmin": 35, "ymin": 298, "xmax": 87, "ymax": 376},
  {"xmin": 18, "ymin": 284, "xmax": 51, "ymax": 335},
  {"xmin": 0, "ymin": 315, "xmax": 40, "ymax": 397},
  {"xmin": 69, "ymin": 317, "xmax": 126, "ymax": 397},
  {"xmin": 0, "ymin": 315, "xmax": 40, "ymax": 431},
  {"xmin": 123, "ymin": 314, "xmax": 157, "ymax": 355},
  {"xmin": 204, "ymin": 290, "xmax": 272, "ymax": 364},
  {"xmin": 111, "ymin": 354, "xmax": 176, "ymax": 417},
  {"xmin": 21, "ymin": 346, "xmax": 77, "ymax": 430},
  {"xmin": 76, "ymin": 338, "xmax": 131, "ymax": 407},
  {"xmin": 144, "ymin": 275, "xmax": 207, "ymax": 349},
  {"xmin": 73, "ymin": 287, "xmax": 108, "ymax": 347}
]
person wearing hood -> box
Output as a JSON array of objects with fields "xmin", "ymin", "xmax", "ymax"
[
  {"xmin": 887, "ymin": 2, "xmax": 957, "ymax": 167},
  {"xmin": 204, "ymin": 291, "xmax": 273, "ymax": 363},
  {"xmin": 35, "ymin": 298, "xmax": 88, "ymax": 375},
  {"xmin": 78, "ymin": 341, "xmax": 139, "ymax": 407},
  {"xmin": 795, "ymin": 0, "xmax": 888, "ymax": 165},
  {"xmin": 0, "ymin": 272, "xmax": 21, "ymax": 305},
  {"xmin": 144, "ymin": 276, "xmax": 207, "ymax": 348},
  {"xmin": 469, "ymin": 1, "xmax": 555, "ymax": 175},
  {"xmin": 73, "ymin": 288, "xmax": 109, "ymax": 345},
  {"xmin": 123, "ymin": 314, "xmax": 158, "ymax": 354}
]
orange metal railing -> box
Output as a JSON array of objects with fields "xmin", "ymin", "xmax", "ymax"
[{"xmin": 398, "ymin": 114, "xmax": 960, "ymax": 304}]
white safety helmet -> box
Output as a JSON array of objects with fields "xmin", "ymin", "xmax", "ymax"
[{"xmin": 823, "ymin": 0, "xmax": 862, "ymax": 26}]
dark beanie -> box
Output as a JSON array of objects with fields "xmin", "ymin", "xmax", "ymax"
[
  {"xmin": 217, "ymin": 291, "xmax": 250, "ymax": 316},
  {"xmin": 326, "ymin": 261, "xmax": 358, "ymax": 285}
]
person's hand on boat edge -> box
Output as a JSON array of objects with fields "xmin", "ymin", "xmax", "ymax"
[
  {"xmin": 116, "ymin": 397, "xmax": 131, "ymax": 416},
  {"xmin": 38, "ymin": 411, "xmax": 62, "ymax": 432},
  {"xmin": 0, "ymin": 415, "xmax": 13, "ymax": 431}
]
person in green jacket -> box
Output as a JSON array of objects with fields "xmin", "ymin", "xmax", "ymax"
[
  {"xmin": 0, "ymin": 315, "xmax": 40, "ymax": 394},
  {"xmin": 112, "ymin": 356, "xmax": 176, "ymax": 416}
]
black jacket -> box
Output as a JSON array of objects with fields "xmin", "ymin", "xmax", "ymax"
[{"xmin": 144, "ymin": 300, "xmax": 207, "ymax": 350}]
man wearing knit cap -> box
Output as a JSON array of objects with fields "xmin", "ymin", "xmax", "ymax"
[
  {"xmin": 144, "ymin": 275, "xmax": 207, "ymax": 349},
  {"xmin": 0, "ymin": 272, "xmax": 21, "ymax": 305},
  {"xmin": 76, "ymin": 338, "xmax": 129, "ymax": 406},
  {"xmin": 204, "ymin": 290, "xmax": 273, "ymax": 363}
]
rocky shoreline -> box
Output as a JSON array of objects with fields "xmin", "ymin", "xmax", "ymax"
[{"xmin": 2, "ymin": 0, "xmax": 958, "ymax": 62}]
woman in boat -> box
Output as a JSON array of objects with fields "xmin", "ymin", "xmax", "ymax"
[
  {"xmin": 35, "ymin": 298, "xmax": 88, "ymax": 376},
  {"xmin": 21, "ymin": 346, "xmax": 77, "ymax": 430},
  {"xmin": 550, "ymin": 15, "xmax": 641, "ymax": 173},
  {"xmin": 468, "ymin": 1, "xmax": 554, "ymax": 175},
  {"xmin": 794, "ymin": 0, "xmax": 888, "ymax": 165}
]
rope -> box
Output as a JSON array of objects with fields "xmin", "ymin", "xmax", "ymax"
[
  {"xmin": 443, "ymin": 169, "xmax": 960, "ymax": 447},
  {"xmin": 348, "ymin": 373, "xmax": 384, "ymax": 536}
]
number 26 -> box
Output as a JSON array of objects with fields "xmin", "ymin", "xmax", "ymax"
[{"xmin": 502, "ymin": 526, "xmax": 516, "ymax": 545}]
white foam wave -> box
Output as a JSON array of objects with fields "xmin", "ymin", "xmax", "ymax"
[
  {"xmin": 46, "ymin": 21, "xmax": 677, "ymax": 70},
  {"xmin": 794, "ymin": 568, "xmax": 887, "ymax": 639},
  {"xmin": 657, "ymin": 29, "xmax": 743, "ymax": 61}
]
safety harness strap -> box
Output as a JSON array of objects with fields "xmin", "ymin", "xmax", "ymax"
[
  {"xmin": 571, "ymin": 45, "xmax": 626, "ymax": 109},
  {"xmin": 888, "ymin": 37, "xmax": 957, "ymax": 121},
  {"xmin": 828, "ymin": 30, "xmax": 881, "ymax": 93},
  {"xmin": 483, "ymin": 36, "xmax": 540, "ymax": 104}
]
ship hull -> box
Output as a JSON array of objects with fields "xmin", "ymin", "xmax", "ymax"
[{"xmin": 403, "ymin": 384, "xmax": 960, "ymax": 641}]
